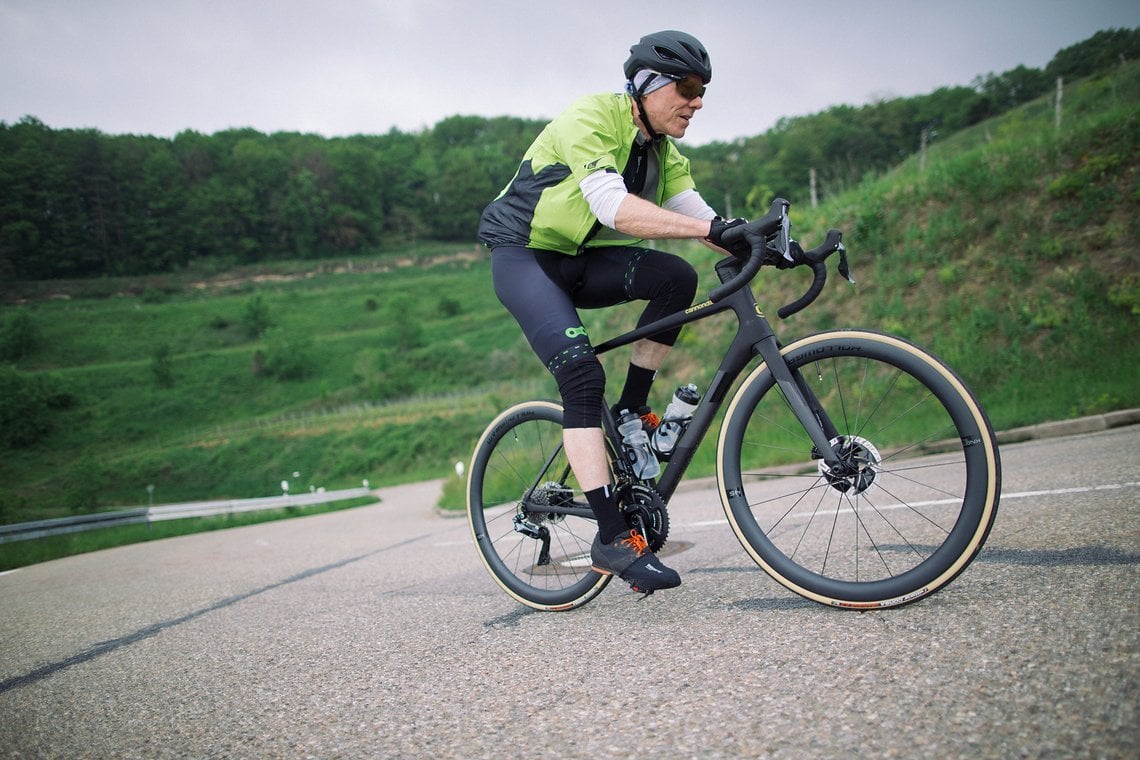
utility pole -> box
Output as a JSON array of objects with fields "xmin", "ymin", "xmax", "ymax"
[{"xmin": 1055, "ymin": 76, "xmax": 1064, "ymax": 131}]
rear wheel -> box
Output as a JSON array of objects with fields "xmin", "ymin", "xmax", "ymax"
[
  {"xmin": 718, "ymin": 330, "xmax": 1001, "ymax": 608},
  {"xmin": 467, "ymin": 401, "xmax": 609, "ymax": 611}
]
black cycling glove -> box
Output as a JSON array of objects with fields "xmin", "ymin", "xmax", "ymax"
[{"xmin": 706, "ymin": 216, "xmax": 752, "ymax": 260}]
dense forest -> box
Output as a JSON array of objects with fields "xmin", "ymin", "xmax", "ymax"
[{"xmin": 1, "ymin": 28, "xmax": 1135, "ymax": 281}]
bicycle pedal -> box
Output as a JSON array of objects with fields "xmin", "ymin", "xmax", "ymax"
[{"xmin": 628, "ymin": 582, "xmax": 655, "ymax": 597}]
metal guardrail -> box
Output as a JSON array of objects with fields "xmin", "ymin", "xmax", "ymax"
[{"xmin": 0, "ymin": 487, "xmax": 375, "ymax": 544}]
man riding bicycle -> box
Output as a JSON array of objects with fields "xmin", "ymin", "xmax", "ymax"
[{"xmin": 478, "ymin": 30, "xmax": 748, "ymax": 594}]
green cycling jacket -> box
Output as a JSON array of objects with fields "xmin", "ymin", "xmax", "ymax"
[{"xmin": 477, "ymin": 92, "xmax": 697, "ymax": 254}]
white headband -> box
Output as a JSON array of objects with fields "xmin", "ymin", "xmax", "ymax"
[{"xmin": 625, "ymin": 69, "xmax": 674, "ymax": 97}]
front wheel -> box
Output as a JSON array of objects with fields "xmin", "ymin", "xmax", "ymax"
[
  {"xmin": 717, "ymin": 330, "xmax": 1001, "ymax": 609},
  {"xmin": 467, "ymin": 401, "xmax": 609, "ymax": 611}
]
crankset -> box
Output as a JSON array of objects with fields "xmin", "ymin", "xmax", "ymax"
[{"xmin": 617, "ymin": 483, "xmax": 670, "ymax": 552}]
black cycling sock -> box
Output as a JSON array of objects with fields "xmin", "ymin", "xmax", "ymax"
[
  {"xmin": 616, "ymin": 363, "xmax": 656, "ymax": 413},
  {"xmin": 585, "ymin": 484, "xmax": 626, "ymax": 544}
]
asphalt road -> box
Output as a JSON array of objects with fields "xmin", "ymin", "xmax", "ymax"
[{"xmin": 1, "ymin": 426, "xmax": 1137, "ymax": 759}]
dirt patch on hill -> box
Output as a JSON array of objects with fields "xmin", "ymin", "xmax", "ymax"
[{"xmin": 2, "ymin": 248, "xmax": 486, "ymax": 303}]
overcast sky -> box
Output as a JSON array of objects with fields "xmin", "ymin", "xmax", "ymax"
[{"xmin": 1, "ymin": 0, "xmax": 1137, "ymax": 145}]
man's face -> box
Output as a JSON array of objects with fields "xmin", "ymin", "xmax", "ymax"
[{"xmin": 640, "ymin": 76, "xmax": 705, "ymax": 138}]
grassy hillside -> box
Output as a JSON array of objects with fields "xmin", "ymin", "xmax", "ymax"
[{"xmin": 1, "ymin": 62, "xmax": 1137, "ymax": 525}]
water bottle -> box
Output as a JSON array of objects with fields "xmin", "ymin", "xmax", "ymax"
[
  {"xmin": 617, "ymin": 409, "xmax": 661, "ymax": 480},
  {"xmin": 652, "ymin": 384, "xmax": 701, "ymax": 459}
]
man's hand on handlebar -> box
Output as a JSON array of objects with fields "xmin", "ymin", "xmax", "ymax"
[
  {"xmin": 706, "ymin": 216, "xmax": 752, "ymax": 260},
  {"xmin": 705, "ymin": 198, "xmax": 852, "ymax": 312},
  {"xmin": 718, "ymin": 217, "xmax": 800, "ymax": 270}
]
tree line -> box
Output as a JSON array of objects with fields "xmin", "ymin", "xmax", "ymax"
[{"xmin": 1, "ymin": 29, "xmax": 1134, "ymax": 281}]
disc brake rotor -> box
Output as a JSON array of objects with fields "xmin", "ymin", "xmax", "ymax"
[{"xmin": 818, "ymin": 435, "xmax": 883, "ymax": 494}]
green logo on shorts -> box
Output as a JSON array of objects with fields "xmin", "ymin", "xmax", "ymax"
[{"xmin": 564, "ymin": 325, "xmax": 588, "ymax": 339}]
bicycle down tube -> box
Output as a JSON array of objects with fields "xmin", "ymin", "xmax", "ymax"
[{"xmin": 593, "ymin": 259, "xmax": 841, "ymax": 503}]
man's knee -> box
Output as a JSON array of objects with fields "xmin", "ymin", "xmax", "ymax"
[
  {"xmin": 550, "ymin": 354, "xmax": 606, "ymax": 429},
  {"xmin": 640, "ymin": 251, "xmax": 698, "ymax": 304},
  {"xmin": 665, "ymin": 255, "xmax": 699, "ymax": 301},
  {"xmin": 679, "ymin": 259, "xmax": 698, "ymax": 299}
]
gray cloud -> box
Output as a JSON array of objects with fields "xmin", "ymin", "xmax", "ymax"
[{"xmin": 1, "ymin": 0, "xmax": 1136, "ymax": 144}]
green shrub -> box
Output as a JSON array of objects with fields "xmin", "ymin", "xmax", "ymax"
[
  {"xmin": 0, "ymin": 310, "xmax": 39, "ymax": 360},
  {"xmin": 0, "ymin": 366, "xmax": 72, "ymax": 448},
  {"xmin": 152, "ymin": 344, "xmax": 176, "ymax": 388},
  {"xmin": 140, "ymin": 287, "xmax": 168, "ymax": 304},
  {"xmin": 256, "ymin": 328, "xmax": 316, "ymax": 381},
  {"xmin": 242, "ymin": 293, "xmax": 274, "ymax": 338},
  {"xmin": 439, "ymin": 297, "xmax": 462, "ymax": 317},
  {"xmin": 383, "ymin": 295, "xmax": 424, "ymax": 350},
  {"xmin": 1108, "ymin": 274, "xmax": 1140, "ymax": 315}
]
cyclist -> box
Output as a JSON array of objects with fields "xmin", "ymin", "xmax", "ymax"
[{"xmin": 477, "ymin": 30, "xmax": 746, "ymax": 594}]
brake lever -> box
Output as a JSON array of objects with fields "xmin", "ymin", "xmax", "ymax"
[
  {"xmin": 837, "ymin": 242, "xmax": 855, "ymax": 285},
  {"xmin": 804, "ymin": 230, "xmax": 854, "ymax": 285}
]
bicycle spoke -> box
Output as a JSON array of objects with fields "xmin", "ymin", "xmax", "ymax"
[
  {"xmin": 467, "ymin": 402, "xmax": 608, "ymax": 610},
  {"xmin": 720, "ymin": 332, "xmax": 1000, "ymax": 607}
]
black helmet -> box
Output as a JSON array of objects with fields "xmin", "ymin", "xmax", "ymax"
[{"xmin": 624, "ymin": 30, "xmax": 712, "ymax": 84}]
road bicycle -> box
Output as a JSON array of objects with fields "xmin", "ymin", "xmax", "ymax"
[{"xmin": 467, "ymin": 199, "xmax": 1001, "ymax": 611}]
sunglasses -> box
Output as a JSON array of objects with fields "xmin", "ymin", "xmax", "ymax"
[{"xmin": 668, "ymin": 74, "xmax": 707, "ymax": 100}]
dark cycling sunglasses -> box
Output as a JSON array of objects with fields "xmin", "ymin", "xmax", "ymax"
[{"xmin": 667, "ymin": 74, "xmax": 707, "ymax": 100}]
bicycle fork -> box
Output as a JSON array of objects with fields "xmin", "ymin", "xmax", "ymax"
[{"xmin": 752, "ymin": 335, "xmax": 849, "ymax": 473}]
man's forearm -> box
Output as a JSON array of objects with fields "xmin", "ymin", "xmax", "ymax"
[{"xmin": 612, "ymin": 194, "xmax": 713, "ymax": 240}]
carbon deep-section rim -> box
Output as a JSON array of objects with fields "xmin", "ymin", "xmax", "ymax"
[
  {"xmin": 467, "ymin": 401, "xmax": 609, "ymax": 611},
  {"xmin": 717, "ymin": 330, "xmax": 1001, "ymax": 608}
]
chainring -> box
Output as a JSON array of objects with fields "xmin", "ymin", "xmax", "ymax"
[{"xmin": 617, "ymin": 483, "xmax": 670, "ymax": 552}]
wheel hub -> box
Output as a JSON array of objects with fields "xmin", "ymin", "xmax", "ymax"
[
  {"xmin": 526, "ymin": 481, "xmax": 572, "ymax": 518},
  {"xmin": 818, "ymin": 435, "xmax": 882, "ymax": 494}
]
